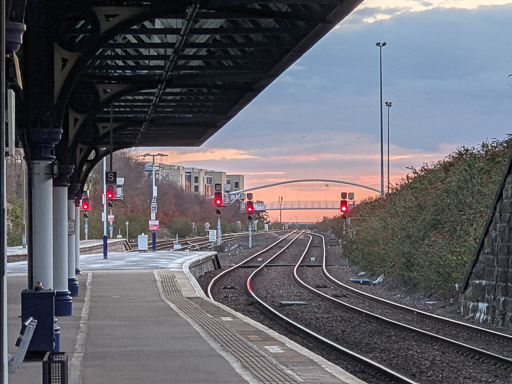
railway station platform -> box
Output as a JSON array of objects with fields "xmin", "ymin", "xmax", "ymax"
[{"xmin": 7, "ymin": 250, "xmax": 364, "ymax": 384}]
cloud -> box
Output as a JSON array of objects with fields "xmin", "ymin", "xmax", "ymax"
[
  {"xmin": 135, "ymin": 148, "xmax": 258, "ymax": 164},
  {"xmin": 133, "ymin": 4, "xmax": 512, "ymax": 221}
]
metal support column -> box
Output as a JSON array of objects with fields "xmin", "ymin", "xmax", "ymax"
[
  {"xmin": 32, "ymin": 160, "xmax": 54, "ymax": 289},
  {"xmin": 0, "ymin": 0, "xmax": 7, "ymax": 379},
  {"xmin": 53, "ymin": 165, "xmax": 73, "ymax": 316},
  {"xmin": 67, "ymin": 189, "xmax": 78, "ymax": 296},
  {"xmin": 74, "ymin": 194, "xmax": 81, "ymax": 274}
]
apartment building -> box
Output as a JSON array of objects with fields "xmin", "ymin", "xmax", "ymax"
[
  {"xmin": 141, "ymin": 161, "xmax": 244, "ymax": 197},
  {"xmin": 227, "ymin": 174, "xmax": 244, "ymax": 191}
]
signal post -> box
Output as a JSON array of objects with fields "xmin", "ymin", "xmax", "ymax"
[
  {"xmin": 246, "ymin": 194, "xmax": 255, "ymax": 248},
  {"xmin": 214, "ymin": 185, "xmax": 223, "ymax": 245}
]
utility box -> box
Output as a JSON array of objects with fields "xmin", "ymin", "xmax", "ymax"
[
  {"xmin": 21, "ymin": 290, "xmax": 55, "ymax": 353},
  {"xmin": 138, "ymin": 234, "xmax": 148, "ymax": 251}
]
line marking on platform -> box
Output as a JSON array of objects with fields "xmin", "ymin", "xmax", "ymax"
[{"xmin": 70, "ymin": 272, "xmax": 92, "ymax": 384}]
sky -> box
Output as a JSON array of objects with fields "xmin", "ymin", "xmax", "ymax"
[{"xmin": 137, "ymin": 0, "xmax": 512, "ymax": 222}]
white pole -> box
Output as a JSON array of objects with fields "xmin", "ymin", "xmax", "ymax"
[
  {"xmin": 67, "ymin": 198, "xmax": 78, "ymax": 296},
  {"xmin": 32, "ymin": 160, "xmax": 54, "ymax": 289},
  {"xmin": 103, "ymin": 157, "xmax": 108, "ymax": 258},
  {"xmin": 74, "ymin": 203, "xmax": 81, "ymax": 274},
  {"xmin": 217, "ymin": 215, "xmax": 222, "ymax": 246},
  {"xmin": 53, "ymin": 184, "xmax": 71, "ymax": 315},
  {"xmin": 0, "ymin": 2, "xmax": 7, "ymax": 378},
  {"xmin": 248, "ymin": 221, "xmax": 252, "ymax": 249}
]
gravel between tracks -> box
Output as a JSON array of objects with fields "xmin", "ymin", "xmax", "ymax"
[{"xmin": 196, "ymin": 231, "xmax": 512, "ymax": 384}]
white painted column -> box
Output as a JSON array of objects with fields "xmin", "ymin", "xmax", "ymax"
[
  {"xmin": 32, "ymin": 160, "xmax": 54, "ymax": 289},
  {"xmin": 75, "ymin": 202, "xmax": 81, "ymax": 274},
  {"xmin": 53, "ymin": 181, "xmax": 72, "ymax": 316},
  {"xmin": 67, "ymin": 198, "xmax": 78, "ymax": 296}
]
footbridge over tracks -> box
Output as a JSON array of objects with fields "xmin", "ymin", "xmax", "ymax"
[
  {"xmin": 265, "ymin": 201, "xmax": 342, "ymax": 210},
  {"xmin": 0, "ymin": 1, "xmax": 363, "ymax": 378},
  {"xmin": 229, "ymin": 179, "xmax": 381, "ymax": 210}
]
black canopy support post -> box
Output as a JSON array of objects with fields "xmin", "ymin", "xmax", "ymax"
[{"xmin": 0, "ymin": 0, "xmax": 8, "ymax": 380}]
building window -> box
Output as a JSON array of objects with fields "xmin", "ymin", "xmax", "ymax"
[
  {"xmin": 194, "ymin": 176, "xmax": 199, "ymax": 183},
  {"xmin": 235, "ymin": 181, "xmax": 239, "ymax": 189},
  {"xmin": 194, "ymin": 185, "xmax": 199, "ymax": 193}
]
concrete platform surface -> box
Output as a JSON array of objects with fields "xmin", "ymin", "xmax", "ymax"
[{"xmin": 6, "ymin": 251, "xmax": 365, "ymax": 384}]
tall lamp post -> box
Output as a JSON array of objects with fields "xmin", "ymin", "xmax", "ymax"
[
  {"xmin": 278, "ymin": 196, "xmax": 283, "ymax": 224},
  {"xmin": 141, "ymin": 153, "xmax": 168, "ymax": 251},
  {"xmin": 376, "ymin": 41, "xmax": 387, "ymax": 197},
  {"xmin": 385, "ymin": 101, "xmax": 392, "ymax": 194}
]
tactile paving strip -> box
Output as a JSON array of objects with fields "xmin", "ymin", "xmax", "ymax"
[{"xmin": 158, "ymin": 269, "xmax": 300, "ymax": 383}]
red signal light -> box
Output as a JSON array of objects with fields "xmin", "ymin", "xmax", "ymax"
[
  {"xmin": 106, "ymin": 187, "xmax": 115, "ymax": 199},
  {"xmin": 340, "ymin": 200, "xmax": 348, "ymax": 213},
  {"xmin": 214, "ymin": 192, "xmax": 223, "ymax": 207},
  {"xmin": 246, "ymin": 201, "xmax": 254, "ymax": 213},
  {"xmin": 81, "ymin": 198, "xmax": 91, "ymax": 211}
]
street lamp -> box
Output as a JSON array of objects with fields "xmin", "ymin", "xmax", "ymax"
[
  {"xmin": 278, "ymin": 196, "xmax": 283, "ymax": 224},
  {"xmin": 385, "ymin": 101, "xmax": 392, "ymax": 194},
  {"xmin": 141, "ymin": 153, "xmax": 168, "ymax": 250},
  {"xmin": 376, "ymin": 41, "xmax": 387, "ymax": 197}
]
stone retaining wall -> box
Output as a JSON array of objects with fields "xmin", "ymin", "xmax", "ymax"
[
  {"xmin": 188, "ymin": 253, "xmax": 221, "ymax": 279},
  {"xmin": 459, "ymin": 153, "xmax": 512, "ymax": 328}
]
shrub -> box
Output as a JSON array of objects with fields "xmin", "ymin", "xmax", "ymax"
[{"xmin": 320, "ymin": 139, "xmax": 511, "ymax": 292}]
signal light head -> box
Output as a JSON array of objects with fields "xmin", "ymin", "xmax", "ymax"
[
  {"xmin": 340, "ymin": 200, "xmax": 348, "ymax": 213},
  {"xmin": 246, "ymin": 201, "xmax": 254, "ymax": 213},
  {"xmin": 214, "ymin": 192, "xmax": 223, "ymax": 207},
  {"xmin": 81, "ymin": 199, "xmax": 91, "ymax": 211},
  {"xmin": 106, "ymin": 187, "xmax": 115, "ymax": 199}
]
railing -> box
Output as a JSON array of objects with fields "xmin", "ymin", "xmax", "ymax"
[{"xmin": 265, "ymin": 201, "xmax": 342, "ymax": 210}]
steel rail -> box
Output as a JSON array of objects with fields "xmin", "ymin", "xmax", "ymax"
[
  {"xmin": 245, "ymin": 233, "xmax": 417, "ymax": 384},
  {"xmin": 294, "ymin": 233, "xmax": 512, "ymax": 369},
  {"xmin": 207, "ymin": 230, "xmax": 299, "ymax": 300},
  {"xmin": 320, "ymin": 237, "xmax": 512, "ymax": 344}
]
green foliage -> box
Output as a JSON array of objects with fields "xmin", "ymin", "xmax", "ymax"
[
  {"xmin": 7, "ymin": 198, "xmax": 23, "ymax": 246},
  {"xmin": 318, "ymin": 139, "xmax": 512, "ymax": 292},
  {"xmin": 168, "ymin": 217, "xmax": 193, "ymax": 238},
  {"xmin": 80, "ymin": 150, "xmax": 251, "ymax": 240}
]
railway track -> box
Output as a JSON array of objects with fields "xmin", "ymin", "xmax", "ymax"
[
  {"xmin": 208, "ymin": 230, "xmax": 415, "ymax": 384},
  {"xmin": 146, "ymin": 231, "xmax": 271, "ymax": 251},
  {"xmin": 207, "ymin": 231, "xmax": 512, "ymax": 384}
]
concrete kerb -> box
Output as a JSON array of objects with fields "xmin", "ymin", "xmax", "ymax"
[
  {"xmin": 69, "ymin": 272, "xmax": 93, "ymax": 384},
  {"xmin": 182, "ymin": 253, "xmax": 217, "ymax": 299}
]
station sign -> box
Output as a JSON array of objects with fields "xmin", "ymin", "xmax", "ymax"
[
  {"xmin": 105, "ymin": 171, "xmax": 117, "ymax": 184},
  {"xmin": 149, "ymin": 220, "xmax": 160, "ymax": 231}
]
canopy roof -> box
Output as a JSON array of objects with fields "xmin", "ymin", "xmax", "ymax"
[{"xmin": 19, "ymin": 0, "xmax": 361, "ymax": 183}]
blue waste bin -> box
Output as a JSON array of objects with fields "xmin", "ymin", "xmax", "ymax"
[{"xmin": 21, "ymin": 289, "xmax": 56, "ymax": 352}]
